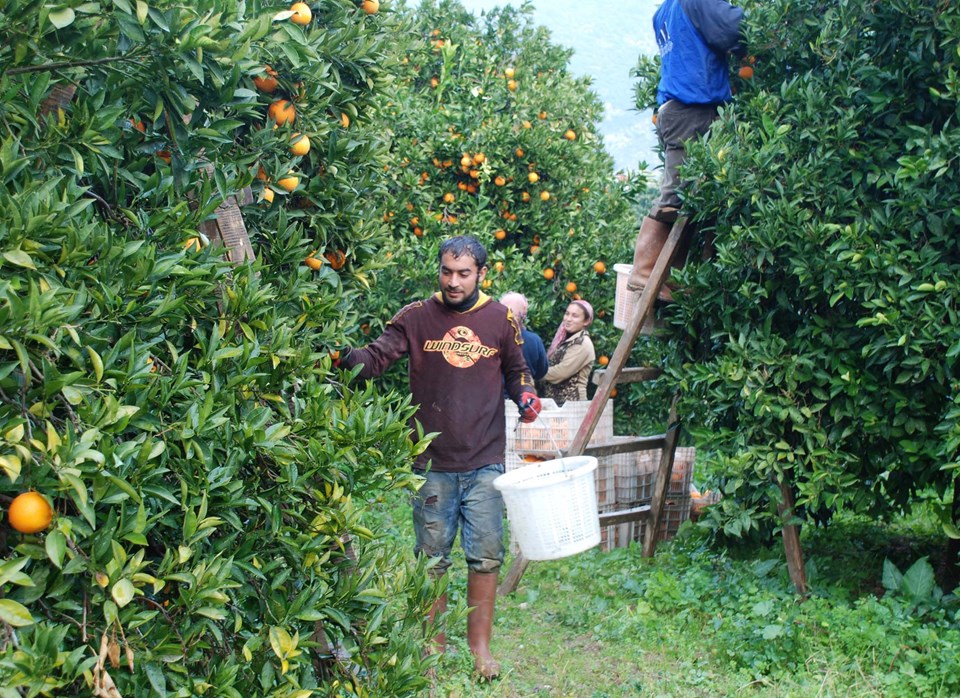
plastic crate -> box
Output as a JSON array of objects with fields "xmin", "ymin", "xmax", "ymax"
[
  {"xmin": 594, "ymin": 436, "xmax": 636, "ymax": 508},
  {"xmin": 615, "ymin": 446, "xmax": 695, "ymax": 507},
  {"xmin": 600, "ymin": 496, "xmax": 693, "ymax": 551},
  {"xmin": 505, "ymin": 399, "xmax": 614, "ymax": 471}
]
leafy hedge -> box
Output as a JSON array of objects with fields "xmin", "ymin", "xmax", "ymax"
[
  {"xmin": 634, "ymin": 0, "xmax": 960, "ymax": 540},
  {"xmin": 0, "ymin": 1, "xmax": 443, "ymax": 695}
]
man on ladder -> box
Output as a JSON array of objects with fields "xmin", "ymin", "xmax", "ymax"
[{"xmin": 627, "ymin": 0, "xmax": 746, "ymax": 301}]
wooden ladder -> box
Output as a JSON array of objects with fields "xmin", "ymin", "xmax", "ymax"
[{"xmin": 499, "ymin": 217, "xmax": 691, "ymax": 595}]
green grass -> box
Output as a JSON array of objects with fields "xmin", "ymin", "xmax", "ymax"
[{"xmin": 365, "ymin": 497, "xmax": 960, "ymax": 697}]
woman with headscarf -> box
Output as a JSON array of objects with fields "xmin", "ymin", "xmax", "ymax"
[
  {"xmin": 538, "ymin": 299, "xmax": 596, "ymax": 405},
  {"xmin": 499, "ymin": 292, "xmax": 549, "ymax": 382}
]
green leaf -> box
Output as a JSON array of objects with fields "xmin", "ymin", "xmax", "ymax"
[
  {"xmin": 111, "ymin": 578, "xmax": 136, "ymax": 607},
  {"xmin": 0, "ymin": 599, "xmax": 35, "ymax": 627},
  {"xmin": 902, "ymin": 557, "xmax": 935, "ymax": 603},
  {"xmin": 45, "ymin": 530, "xmax": 67, "ymax": 569},
  {"xmin": 48, "ymin": 7, "xmax": 76, "ymax": 29},
  {"xmin": 3, "ymin": 250, "xmax": 36, "ymax": 269}
]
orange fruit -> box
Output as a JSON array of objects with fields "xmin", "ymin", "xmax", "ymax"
[
  {"xmin": 253, "ymin": 65, "xmax": 279, "ymax": 93},
  {"xmin": 361, "ymin": 0, "xmax": 380, "ymax": 14},
  {"xmin": 738, "ymin": 65, "xmax": 754, "ymax": 80},
  {"xmin": 129, "ymin": 118, "xmax": 146, "ymax": 133},
  {"xmin": 261, "ymin": 188, "xmax": 275, "ymax": 205},
  {"xmin": 593, "ymin": 261, "xmax": 606, "ymax": 274},
  {"xmin": 473, "ymin": 152, "xmax": 486, "ymax": 165},
  {"xmin": 7, "ymin": 491, "xmax": 53, "ymax": 534},
  {"xmin": 290, "ymin": 2, "xmax": 312, "ymax": 25},
  {"xmin": 413, "ymin": 227, "xmax": 423, "ymax": 237},
  {"xmin": 340, "ymin": 112, "xmax": 351, "ymax": 128},
  {"xmin": 494, "ymin": 176, "xmax": 506, "ymax": 186},
  {"xmin": 268, "ymin": 99, "xmax": 296, "ymax": 126},
  {"xmin": 521, "ymin": 192, "xmax": 531, "ymax": 202},
  {"xmin": 610, "ymin": 387, "xmax": 617, "ymax": 398},
  {"xmin": 482, "ymin": 279, "xmax": 492, "ymax": 290},
  {"xmin": 430, "ymin": 77, "xmax": 439, "ymax": 88},
  {"xmin": 598, "ymin": 355, "xmax": 609, "ymax": 366},
  {"xmin": 305, "ymin": 255, "xmax": 323, "ymax": 270},
  {"xmin": 521, "ymin": 120, "xmax": 532, "ymax": 129},
  {"xmin": 494, "ymin": 261, "xmax": 504, "ymax": 272},
  {"xmin": 461, "ymin": 155, "xmax": 473, "ymax": 167},
  {"xmin": 565, "ymin": 281, "xmax": 577, "ymax": 293},
  {"xmin": 156, "ymin": 149, "xmax": 172, "ymax": 164},
  {"xmin": 564, "ymin": 129, "xmax": 576, "ymax": 141},
  {"xmin": 528, "ymin": 172, "xmax": 539, "ymax": 183},
  {"xmin": 540, "ymin": 190, "xmax": 550, "ymax": 201},
  {"xmin": 443, "ymin": 192, "xmax": 455, "ymax": 203},
  {"xmin": 515, "ymin": 147, "xmax": 524, "ymax": 158},
  {"xmin": 507, "ymin": 79, "xmax": 517, "ymax": 91},
  {"xmin": 184, "ymin": 237, "xmax": 202, "ymax": 252},
  {"xmin": 504, "ymin": 67, "xmax": 516, "ymax": 79},
  {"xmin": 494, "ymin": 229, "xmax": 507, "ymax": 241},
  {"xmin": 543, "ymin": 268, "xmax": 554, "ymax": 280},
  {"xmin": 538, "ymin": 110, "xmax": 547, "ymax": 120},
  {"xmin": 652, "ymin": 113, "xmax": 658, "ymax": 125},
  {"xmin": 530, "ymin": 245, "xmax": 540, "ymax": 254},
  {"xmin": 324, "ymin": 249, "xmax": 347, "ymax": 270},
  {"xmin": 277, "ymin": 172, "xmax": 300, "ymax": 192},
  {"xmin": 290, "ymin": 132, "xmax": 311, "ymax": 156}
]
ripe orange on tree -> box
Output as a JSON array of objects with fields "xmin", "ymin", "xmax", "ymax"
[
  {"xmin": 290, "ymin": 132, "xmax": 311, "ymax": 156},
  {"xmin": 515, "ymin": 147, "xmax": 524, "ymax": 158},
  {"xmin": 261, "ymin": 188, "xmax": 275, "ymax": 205},
  {"xmin": 268, "ymin": 99, "xmax": 296, "ymax": 126},
  {"xmin": 494, "ymin": 176, "xmax": 506, "ymax": 186},
  {"xmin": 460, "ymin": 154, "xmax": 473, "ymax": 167},
  {"xmin": 504, "ymin": 67, "xmax": 516, "ymax": 79},
  {"xmin": 7, "ymin": 491, "xmax": 53, "ymax": 534},
  {"xmin": 494, "ymin": 229, "xmax": 506, "ymax": 241},
  {"xmin": 540, "ymin": 190, "xmax": 550, "ymax": 201},
  {"xmin": 521, "ymin": 192, "xmax": 531, "ymax": 202},
  {"xmin": 305, "ymin": 254, "xmax": 323, "ymax": 270},
  {"xmin": 473, "ymin": 152, "xmax": 486, "ymax": 164},
  {"xmin": 340, "ymin": 112, "xmax": 351, "ymax": 128},
  {"xmin": 528, "ymin": 171, "xmax": 539, "ymax": 183},
  {"xmin": 290, "ymin": 2, "xmax": 312, "ymax": 25},
  {"xmin": 507, "ymin": 79, "xmax": 517, "ymax": 92},
  {"xmin": 361, "ymin": 0, "xmax": 380, "ymax": 14},
  {"xmin": 156, "ymin": 150, "xmax": 172, "ymax": 164},
  {"xmin": 593, "ymin": 261, "xmax": 607, "ymax": 274},
  {"xmin": 598, "ymin": 355, "xmax": 610, "ymax": 366},
  {"xmin": 442, "ymin": 192, "xmax": 455, "ymax": 203},
  {"xmin": 738, "ymin": 65, "xmax": 754, "ymax": 80},
  {"xmin": 184, "ymin": 237, "xmax": 202, "ymax": 252},
  {"xmin": 129, "ymin": 118, "xmax": 146, "ymax": 134},
  {"xmin": 565, "ymin": 281, "xmax": 577, "ymax": 293},
  {"xmin": 543, "ymin": 268, "xmax": 555, "ymax": 280},
  {"xmin": 277, "ymin": 172, "xmax": 300, "ymax": 192},
  {"xmin": 564, "ymin": 129, "xmax": 576, "ymax": 141},
  {"xmin": 254, "ymin": 65, "xmax": 279, "ymax": 93}
]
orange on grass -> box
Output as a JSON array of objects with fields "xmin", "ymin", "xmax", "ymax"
[
  {"xmin": 277, "ymin": 172, "xmax": 300, "ymax": 192},
  {"xmin": 738, "ymin": 65, "xmax": 754, "ymax": 80},
  {"xmin": 598, "ymin": 355, "xmax": 610, "ymax": 366},
  {"xmin": 305, "ymin": 255, "xmax": 323, "ymax": 270},
  {"xmin": 528, "ymin": 171, "xmax": 539, "ymax": 183},
  {"xmin": 290, "ymin": 132, "xmax": 311, "ymax": 156},
  {"xmin": 543, "ymin": 268, "xmax": 555, "ymax": 280},
  {"xmin": 253, "ymin": 65, "xmax": 279, "ymax": 93},
  {"xmin": 521, "ymin": 120, "xmax": 532, "ymax": 129},
  {"xmin": 268, "ymin": 99, "xmax": 296, "ymax": 126},
  {"xmin": 538, "ymin": 110, "xmax": 547, "ymax": 120},
  {"xmin": 564, "ymin": 129, "xmax": 577, "ymax": 141},
  {"xmin": 290, "ymin": 2, "xmax": 312, "ymax": 25},
  {"xmin": 430, "ymin": 77, "xmax": 439, "ymax": 88},
  {"xmin": 361, "ymin": 0, "xmax": 380, "ymax": 14},
  {"xmin": 7, "ymin": 491, "xmax": 53, "ymax": 534},
  {"xmin": 565, "ymin": 281, "xmax": 577, "ymax": 293},
  {"xmin": 593, "ymin": 261, "xmax": 607, "ymax": 274}
]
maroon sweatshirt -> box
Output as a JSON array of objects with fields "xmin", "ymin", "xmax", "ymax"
[{"xmin": 341, "ymin": 292, "xmax": 535, "ymax": 472}]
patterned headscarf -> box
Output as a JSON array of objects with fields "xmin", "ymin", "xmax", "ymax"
[
  {"xmin": 547, "ymin": 300, "xmax": 594, "ymax": 358},
  {"xmin": 499, "ymin": 292, "xmax": 529, "ymax": 325}
]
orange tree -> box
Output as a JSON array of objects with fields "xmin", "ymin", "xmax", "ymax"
[
  {"xmin": 364, "ymin": 0, "xmax": 667, "ymax": 429},
  {"xmin": 0, "ymin": 0, "xmax": 446, "ymax": 695},
  {"xmin": 635, "ymin": 0, "xmax": 960, "ymax": 558}
]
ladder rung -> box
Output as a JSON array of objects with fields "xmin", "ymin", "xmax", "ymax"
[
  {"xmin": 592, "ymin": 366, "xmax": 663, "ymax": 386},
  {"xmin": 598, "ymin": 505, "xmax": 650, "ymax": 526},
  {"xmin": 577, "ymin": 435, "xmax": 666, "ymax": 457}
]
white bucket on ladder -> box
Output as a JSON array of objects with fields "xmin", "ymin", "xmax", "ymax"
[{"xmin": 493, "ymin": 456, "xmax": 600, "ymax": 560}]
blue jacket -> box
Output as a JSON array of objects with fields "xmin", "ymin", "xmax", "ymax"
[
  {"xmin": 655, "ymin": 0, "xmax": 745, "ymax": 106},
  {"xmin": 521, "ymin": 328, "xmax": 548, "ymax": 382}
]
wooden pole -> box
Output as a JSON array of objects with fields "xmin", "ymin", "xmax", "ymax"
[{"xmin": 642, "ymin": 396, "xmax": 680, "ymax": 557}]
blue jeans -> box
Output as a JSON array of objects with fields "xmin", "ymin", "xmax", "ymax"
[{"xmin": 412, "ymin": 463, "xmax": 505, "ymax": 575}]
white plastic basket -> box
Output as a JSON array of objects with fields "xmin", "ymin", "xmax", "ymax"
[{"xmin": 494, "ymin": 456, "xmax": 600, "ymax": 560}]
